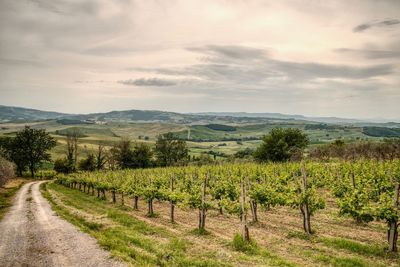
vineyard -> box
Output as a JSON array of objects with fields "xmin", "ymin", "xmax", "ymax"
[{"xmin": 53, "ymin": 160, "xmax": 400, "ymax": 262}]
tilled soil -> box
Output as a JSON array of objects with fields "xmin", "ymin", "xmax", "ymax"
[{"xmin": 0, "ymin": 181, "xmax": 126, "ymax": 267}]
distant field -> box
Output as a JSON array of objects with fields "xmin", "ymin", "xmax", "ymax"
[{"xmin": 0, "ymin": 120, "xmax": 384, "ymax": 161}]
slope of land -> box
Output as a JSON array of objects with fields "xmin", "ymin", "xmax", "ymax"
[{"xmin": 40, "ymin": 182, "xmax": 400, "ymax": 267}]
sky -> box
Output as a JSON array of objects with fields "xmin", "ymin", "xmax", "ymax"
[{"xmin": 0, "ymin": 0, "xmax": 399, "ymax": 119}]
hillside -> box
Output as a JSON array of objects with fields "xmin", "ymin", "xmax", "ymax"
[{"xmin": 0, "ymin": 105, "xmax": 67, "ymax": 122}]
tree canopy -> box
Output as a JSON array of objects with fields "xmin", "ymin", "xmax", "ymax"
[
  {"xmin": 0, "ymin": 126, "xmax": 56, "ymax": 177},
  {"xmin": 254, "ymin": 128, "xmax": 308, "ymax": 162},
  {"xmin": 154, "ymin": 132, "xmax": 188, "ymax": 166}
]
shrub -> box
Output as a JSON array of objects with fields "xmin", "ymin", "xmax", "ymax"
[
  {"xmin": 232, "ymin": 233, "xmax": 258, "ymax": 253},
  {"xmin": 0, "ymin": 156, "xmax": 14, "ymax": 187}
]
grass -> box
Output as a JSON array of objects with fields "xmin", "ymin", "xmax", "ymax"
[
  {"xmin": 232, "ymin": 233, "xmax": 258, "ymax": 253},
  {"xmin": 40, "ymin": 182, "xmax": 400, "ymax": 267},
  {"xmin": 0, "ymin": 179, "xmax": 29, "ymax": 219},
  {"xmin": 41, "ymin": 182, "xmax": 234, "ymax": 267},
  {"xmin": 319, "ymin": 237, "xmax": 398, "ymax": 259}
]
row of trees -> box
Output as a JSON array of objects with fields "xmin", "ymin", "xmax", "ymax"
[{"xmin": 54, "ymin": 131, "xmax": 189, "ymax": 173}]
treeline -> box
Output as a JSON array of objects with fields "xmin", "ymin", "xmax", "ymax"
[
  {"xmin": 310, "ymin": 139, "xmax": 400, "ymax": 161},
  {"xmin": 54, "ymin": 131, "xmax": 189, "ymax": 173}
]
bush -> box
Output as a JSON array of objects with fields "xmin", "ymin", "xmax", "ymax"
[
  {"xmin": 232, "ymin": 233, "xmax": 258, "ymax": 253},
  {"xmin": 54, "ymin": 158, "xmax": 74, "ymax": 174},
  {"xmin": 0, "ymin": 156, "xmax": 14, "ymax": 187},
  {"xmin": 78, "ymin": 154, "xmax": 96, "ymax": 171}
]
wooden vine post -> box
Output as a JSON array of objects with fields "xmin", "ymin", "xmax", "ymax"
[
  {"xmin": 170, "ymin": 175, "xmax": 175, "ymax": 223},
  {"xmin": 198, "ymin": 174, "xmax": 207, "ymax": 232},
  {"xmin": 247, "ymin": 177, "xmax": 258, "ymax": 223},
  {"xmin": 241, "ymin": 178, "xmax": 250, "ymax": 242},
  {"xmin": 388, "ymin": 182, "xmax": 400, "ymax": 252},
  {"xmin": 300, "ymin": 162, "xmax": 312, "ymax": 235}
]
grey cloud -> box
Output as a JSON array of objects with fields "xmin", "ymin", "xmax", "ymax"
[
  {"xmin": 134, "ymin": 45, "xmax": 394, "ymax": 83},
  {"xmin": 335, "ymin": 48, "xmax": 400, "ymax": 59},
  {"xmin": 353, "ymin": 19, "xmax": 400, "ymax": 32},
  {"xmin": 187, "ymin": 45, "xmax": 266, "ymax": 61},
  {"xmin": 28, "ymin": 0, "xmax": 100, "ymax": 16},
  {"xmin": 118, "ymin": 78, "xmax": 177, "ymax": 86}
]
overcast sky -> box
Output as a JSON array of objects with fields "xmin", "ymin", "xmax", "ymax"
[{"xmin": 0, "ymin": 0, "xmax": 399, "ymax": 119}]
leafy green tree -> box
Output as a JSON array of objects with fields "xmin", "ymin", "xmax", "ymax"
[
  {"xmin": 154, "ymin": 132, "xmax": 188, "ymax": 166},
  {"xmin": 113, "ymin": 139, "xmax": 135, "ymax": 169},
  {"xmin": 132, "ymin": 142, "xmax": 153, "ymax": 168},
  {"xmin": 54, "ymin": 158, "xmax": 72, "ymax": 174},
  {"xmin": 8, "ymin": 127, "xmax": 56, "ymax": 177},
  {"xmin": 254, "ymin": 128, "xmax": 308, "ymax": 162},
  {"xmin": 78, "ymin": 154, "xmax": 96, "ymax": 171}
]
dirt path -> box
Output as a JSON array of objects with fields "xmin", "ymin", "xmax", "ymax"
[{"xmin": 0, "ymin": 181, "xmax": 126, "ymax": 267}]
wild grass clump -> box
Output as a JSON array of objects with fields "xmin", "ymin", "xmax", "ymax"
[{"xmin": 232, "ymin": 233, "xmax": 258, "ymax": 253}]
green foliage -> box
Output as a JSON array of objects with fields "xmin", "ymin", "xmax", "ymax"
[
  {"xmin": 232, "ymin": 233, "xmax": 258, "ymax": 253},
  {"xmin": 254, "ymin": 128, "xmax": 308, "ymax": 162},
  {"xmin": 78, "ymin": 154, "xmax": 96, "ymax": 171},
  {"xmin": 155, "ymin": 132, "xmax": 188, "ymax": 166},
  {"xmin": 363, "ymin": 127, "xmax": 400, "ymax": 138},
  {"xmin": 206, "ymin": 124, "xmax": 236, "ymax": 132},
  {"xmin": 1, "ymin": 126, "xmax": 56, "ymax": 177},
  {"xmin": 54, "ymin": 158, "xmax": 74, "ymax": 174}
]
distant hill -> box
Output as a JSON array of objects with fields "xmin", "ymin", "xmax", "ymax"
[
  {"xmin": 0, "ymin": 105, "xmax": 398, "ymax": 125},
  {"xmin": 0, "ymin": 105, "xmax": 67, "ymax": 122},
  {"xmin": 193, "ymin": 112, "xmax": 365, "ymax": 124}
]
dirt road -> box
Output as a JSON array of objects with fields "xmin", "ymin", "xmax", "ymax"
[{"xmin": 0, "ymin": 181, "xmax": 126, "ymax": 267}]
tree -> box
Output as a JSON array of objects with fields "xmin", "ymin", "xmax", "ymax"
[
  {"xmin": 132, "ymin": 142, "xmax": 153, "ymax": 168},
  {"xmin": 54, "ymin": 158, "xmax": 71, "ymax": 174},
  {"xmin": 13, "ymin": 126, "xmax": 56, "ymax": 177},
  {"xmin": 0, "ymin": 156, "xmax": 14, "ymax": 187},
  {"xmin": 154, "ymin": 132, "xmax": 188, "ymax": 166},
  {"xmin": 114, "ymin": 139, "xmax": 135, "ymax": 169},
  {"xmin": 95, "ymin": 144, "xmax": 107, "ymax": 170},
  {"xmin": 66, "ymin": 128, "xmax": 80, "ymax": 171},
  {"xmin": 254, "ymin": 128, "xmax": 308, "ymax": 162},
  {"xmin": 78, "ymin": 154, "xmax": 96, "ymax": 171}
]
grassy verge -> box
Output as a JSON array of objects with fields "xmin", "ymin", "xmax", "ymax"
[
  {"xmin": 0, "ymin": 178, "xmax": 30, "ymax": 220},
  {"xmin": 41, "ymin": 182, "xmax": 233, "ymax": 267},
  {"xmin": 42, "ymin": 182, "xmax": 298, "ymax": 267}
]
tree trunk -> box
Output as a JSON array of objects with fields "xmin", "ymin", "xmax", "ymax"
[
  {"xmin": 112, "ymin": 190, "xmax": 116, "ymax": 204},
  {"xmin": 301, "ymin": 162, "xmax": 312, "ymax": 235},
  {"xmin": 102, "ymin": 189, "xmax": 106, "ymax": 199},
  {"xmin": 241, "ymin": 179, "xmax": 250, "ymax": 242},
  {"xmin": 170, "ymin": 176, "xmax": 175, "ymax": 223},
  {"xmin": 97, "ymin": 189, "xmax": 100, "ymax": 198},
  {"xmin": 247, "ymin": 177, "xmax": 258, "ymax": 223},
  {"xmin": 218, "ymin": 205, "xmax": 223, "ymax": 215},
  {"xmin": 147, "ymin": 199, "xmax": 154, "ymax": 216},
  {"xmin": 121, "ymin": 192, "xmax": 124, "ymax": 206},
  {"xmin": 388, "ymin": 222, "xmax": 398, "ymax": 252},
  {"xmin": 388, "ymin": 182, "xmax": 400, "ymax": 252},
  {"xmin": 134, "ymin": 196, "xmax": 139, "ymax": 210}
]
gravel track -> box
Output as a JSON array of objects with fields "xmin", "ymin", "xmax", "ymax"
[{"xmin": 0, "ymin": 181, "xmax": 126, "ymax": 267}]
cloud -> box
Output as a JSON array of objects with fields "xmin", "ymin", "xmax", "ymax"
[
  {"xmin": 135, "ymin": 45, "xmax": 395, "ymax": 83},
  {"xmin": 335, "ymin": 48, "xmax": 400, "ymax": 59},
  {"xmin": 353, "ymin": 19, "xmax": 400, "ymax": 32},
  {"xmin": 187, "ymin": 45, "xmax": 267, "ymax": 61},
  {"xmin": 118, "ymin": 78, "xmax": 177, "ymax": 87}
]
